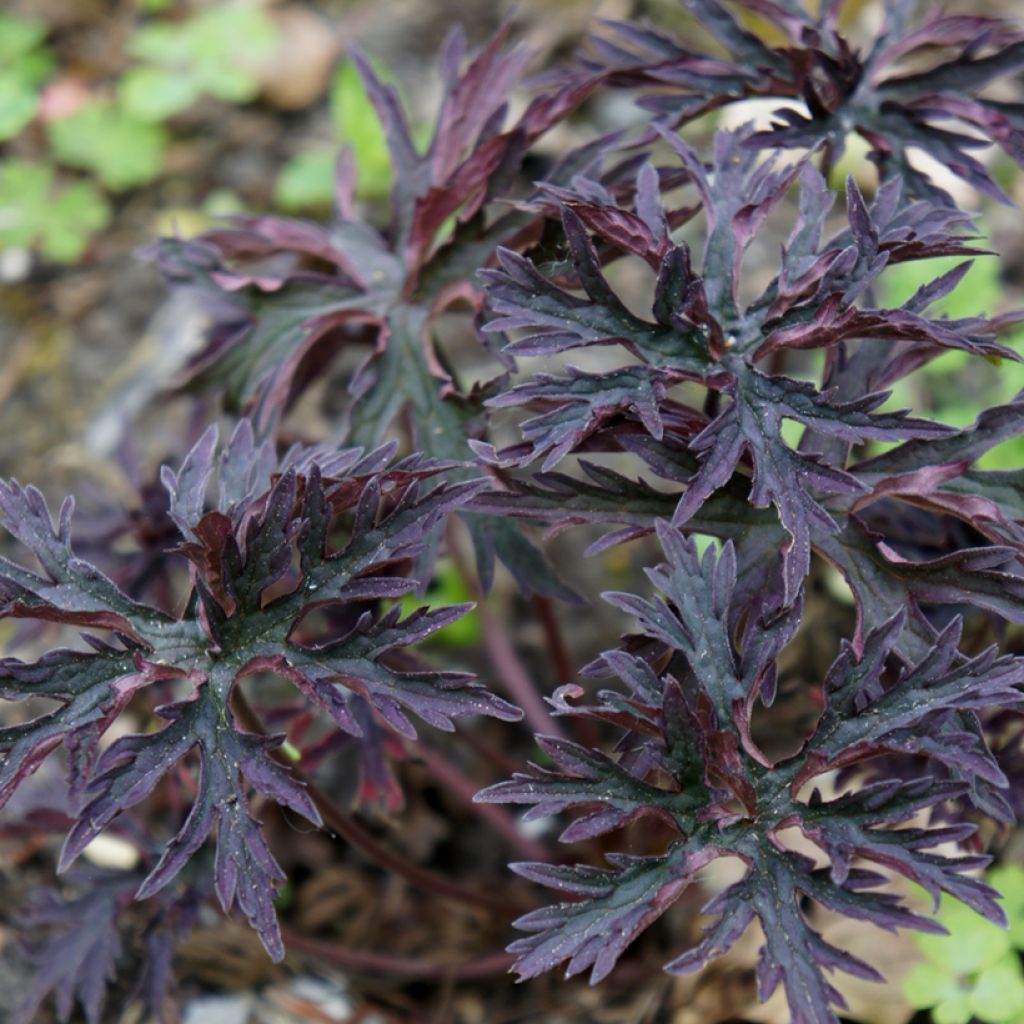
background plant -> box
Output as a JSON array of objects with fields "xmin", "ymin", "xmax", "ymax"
[
  {"xmin": 0, "ymin": 12, "xmax": 56, "ymax": 143},
  {"xmin": 0, "ymin": 2, "xmax": 326, "ymax": 265},
  {"xmin": 903, "ymin": 865, "xmax": 1024, "ymax": 1024}
]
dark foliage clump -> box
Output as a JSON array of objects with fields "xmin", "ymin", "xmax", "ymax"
[{"xmin": 3, "ymin": 3, "xmax": 1024, "ymax": 1022}]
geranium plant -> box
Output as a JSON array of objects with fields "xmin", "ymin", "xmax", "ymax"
[{"xmin": 3, "ymin": 2, "xmax": 1024, "ymax": 1022}]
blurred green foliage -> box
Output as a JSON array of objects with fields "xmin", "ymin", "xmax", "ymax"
[
  {"xmin": 273, "ymin": 150, "xmax": 340, "ymax": 212},
  {"xmin": 119, "ymin": 6, "xmax": 279, "ymax": 120},
  {"xmin": 398, "ymin": 560, "xmax": 480, "ymax": 648},
  {"xmin": 274, "ymin": 57, "xmax": 395, "ymax": 212},
  {"xmin": 0, "ymin": 13, "xmax": 55, "ymax": 141},
  {"xmin": 877, "ymin": 244, "xmax": 1024, "ymax": 467},
  {"xmin": 903, "ymin": 865, "xmax": 1024, "ymax": 1024},
  {"xmin": 0, "ymin": 160, "xmax": 110, "ymax": 262},
  {"xmin": 47, "ymin": 101, "xmax": 168, "ymax": 192},
  {"xmin": 0, "ymin": 4, "xmax": 279, "ymax": 263}
]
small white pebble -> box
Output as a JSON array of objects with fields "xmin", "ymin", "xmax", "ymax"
[
  {"xmin": 183, "ymin": 994, "xmax": 252, "ymax": 1024},
  {"xmin": 81, "ymin": 833, "xmax": 140, "ymax": 871},
  {"xmin": 0, "ymin": 247, "xmax": 31, "ymax": 283},
  {"xmin": 520, "ymin": 814, "xmax": 557, "ymax": 840}
]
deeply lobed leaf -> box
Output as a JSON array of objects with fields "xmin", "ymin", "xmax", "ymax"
[
  {"xmin": 479, "ymin": 133, "xmax": 1015, "ymax": 607},
  {"xmin": 478, "ymin": 522, "xmax": 1023, "ymax": 1022},
  {"xmin": 551, "ymin": 0, "xmax": 1024, "ymax": 202},
  {"xmin": 0, "ymin": 422, "xmax": 518, "ymax": 958}
]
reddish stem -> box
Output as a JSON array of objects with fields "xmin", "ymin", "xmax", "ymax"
[
  {"xmin": 456, "ymin": 722, "xmax": 524, "ymax": 778},
  {"xmin": 230, "ymin": 690, "xmax": 527, "ymax": 917},
  {"xmin": 531, "ymin": 593, "xmax": 602, "ymax": 748},
  {"xmin": 303, "ymin": 778, "xmax": 524, "ymax": 915},
  {"xmin": 446, "ymin": 529, "xmax": 567, "ymax": 741},
  {"xmin": 479, "ymin": 600, "xmax": 567, "ymax": 740},
  {"xmin": 411, "ymin": 740, "xmax": 549, "ymax": 861},
  {"xmin": 531, "ymin": 594, "xmax": 574, "ymax": 686},
  {"xmin": 281, "ymin": 927, "xmax": 515, "ymax": 980}
]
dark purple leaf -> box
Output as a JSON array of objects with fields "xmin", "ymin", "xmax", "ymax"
[
  {"xmin": 480, "ymin": 522, "xmax": 1018, "ymax": 1020},
  {"xmin": 12, "ymin": 871, "xmax": 125, "ymax": 1024},
  {"xmin": 0, "ymin": 425, "xmax": 516, "ymax": 959},
  {"xmin": 507, "ymin": 847, "xmax": 715, "ymax": 983},
  {"xmin": 553, "ymin": 0, "xmax": 1024, "ymax": 200}
]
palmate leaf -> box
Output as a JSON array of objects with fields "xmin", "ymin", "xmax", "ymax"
[
  {"xmin": 473, "ymin": 445, "xmax": 1024, "ymax": 825},
  {"xmin": 550, "ymin": 0, "xmax": 1024, "ymax": 202},
  {"xmin": 148, "ymin": 21, "xmax": 600, "ymax": 437},
  {"xmin": 478, "ymin": 522, "xmax": 1023, "ymax": 1023},
  {"xmin": 479, "ymin": 132, "xmax": 1008, "ymax": 604},
  {"xmin": 0, "ymin": 422, "xmax": 519, "ymax": 959},
  {"xmin": 148, "ymin": 24, "xmax": 601, "ymax": 601}
]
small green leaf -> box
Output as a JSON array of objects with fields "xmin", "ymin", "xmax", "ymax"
[
  {"xmin": 917, "ymin": 894, "xmax": 1013, "ymax": 974},
  {"xmin": 274, "ymin": 150, "xmax": 337, "ymax": 212},
  {"xmin": 192, "ymin": 63, "xmax": 260, "ymax": 104},
  {"xmin": 0, "ymin": 76, "xmax": 38, "ymax": 140},
  {"xmin": 0, "ymin": 13, "xmax": 48, "ymax": 63},
  {"xmin": 971, "ymin": 955, "xmax": 1024, "ymax": 1023},
  {"xmin": 129, "ymin": 7, "xmax": 278, "ymax": 106},
  {"xmin": 129, "ymin": 24, "xmax": 191, "ymax": 66},
  {"xmin": 118, "ymin": 66, "xmax": 199, "ymax": 121},
  {"xmin": 187, "ymin": 7, "xmax": 278, "ymax": 64},
  {"xmin": 42, "ymin": 181, "xmax": 111, "ymax": 262},
  {"xmin": 902, "ymin": 961, "xmax": 963, "ymax": 1010},
  {"xmin": 0, "ymin": 160, "xmax": 110, "ymax": 262},
  {"xmin": 11, "ymin": 49, "xmax": 56, "ymax": 90},
  {"xmin": 0, "ymin": 160, "xmax": 48, "ymax": 248},
  {"xmin": 48, "ymin": 102, "xmax": 167, "ymax": 190},
  {"xmin": 990, "ymin": 865, "xmax": 1024, "ymax": 949},
  {"xmin": 934, "ymin": 993, "xmax": 976, "ymax": 1024}
]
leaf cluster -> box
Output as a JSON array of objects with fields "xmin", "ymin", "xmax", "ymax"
[
  {"xmin": 479, "ymin": 524, "xmax": 1023, "ymax": 1021},
  {"xmin": 5, "ymin": 2, "xmax": 1024, "ymax": 1022},
  {"xmin": 0, "ymin": 423, "xmax": 516, "ymax": 967},
  {"xmin": 904, "ymin": 865, "xmax": 1024, "ymax": 1024},
  {"xmin": 552, "ymin": 0, "xmax": 1024, "ymax": 203}
]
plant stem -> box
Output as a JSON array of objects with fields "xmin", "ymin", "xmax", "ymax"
[
  {"xmin": 531, "ymin": 594, "xmax": 574, "ymax": 686},
  {"xmin": 412, "ymin": 740, "xmax": 549, "ymax": 861},
  {"xmin": 446, "ymin": 527, "xmax": 568, "ymax": 741},
  {"xmin": 532, "ymin": 593, "xmax": 602, "ymax": 749},
  {"xmin": 230, "ymin": 689, "xmax": 527, "ymax": 916},
  {"xmin": 455, "ymin": 722, "xmax": 523, "ymax": 778},
  {"xmin": 302, "ymin": 788, "xmax": 524, "ymax": 914},
  {"xmin": 479, "ymin": 600, "xmax": 568, "ymax": 739},
  {"xmin": 281, "ymin": 927, "xmax": 515, "ymax": 980}
]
